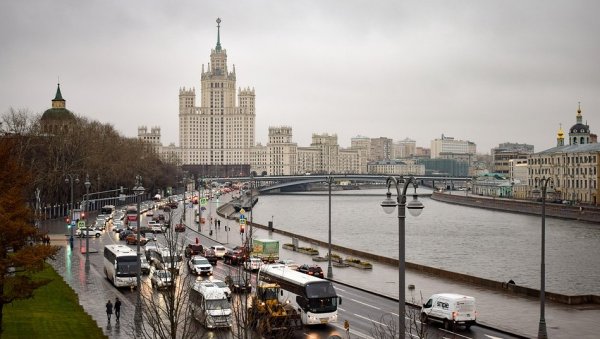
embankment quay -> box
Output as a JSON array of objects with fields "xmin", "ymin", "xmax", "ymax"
[{"xmin": 431, "ymin": 191, "xmax": 600, "ymax": 223}]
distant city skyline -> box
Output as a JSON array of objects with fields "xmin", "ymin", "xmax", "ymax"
[{"xmin": 1, "ymin": 1, "xmax": 598, "ymax": 154}]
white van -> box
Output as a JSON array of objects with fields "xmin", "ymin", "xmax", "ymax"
[
  {"xmin": 190, "ymin": 281, "xmax": 232, "ymax": 329},
  {"xmin": 420, "ymin": 293, "xmax": 476, "ymax": 330}
]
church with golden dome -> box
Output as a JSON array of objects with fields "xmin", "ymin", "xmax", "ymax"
[{"xmin": 529, "ymin": 103, "xmax": 598, "ymax": 205}]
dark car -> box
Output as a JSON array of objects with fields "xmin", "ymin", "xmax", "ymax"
[
  {"xmin": 225, "ymin": 275, "xmax": 252, "ymax": 293},
  {"xmin": 119, "ymin": 229, "xmax": 134, "ymax": 240},
  {"xmin": 223, "ymin": 249, "xmax": 245, "ymax": 265},
  {"xmin": 175, "ymin": 223, "xmax": 186, "ymax": 232},
  {"xmin": 297, "ymin": 264, "xmax": 324, "ymax": 278},
  {"xmin": 184, "ymin": 244, "xmax": 204, "ymax": 258},
  {"xmin": 203, "ymin": 248, "xmax": 218, "ymax": 265}
]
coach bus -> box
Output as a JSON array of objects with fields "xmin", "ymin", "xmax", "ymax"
[
  {"xmin": 258, "ymin": 264, "xmax": 341, "ymax": 325},
  {"xmin": 103, "ymin": 244, "xmax": 138, "ymax": 288}
]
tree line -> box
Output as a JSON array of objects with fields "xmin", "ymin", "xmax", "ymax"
[{"xmin": 1, "ymin": 108, "xmax": 180, "ymax": 209}]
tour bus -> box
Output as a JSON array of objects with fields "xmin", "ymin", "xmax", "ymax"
[
  {"xmin": 259, "ymin": 264, "xmax": 341, "ymax": 325},
  {"xmin": 189, "ymin": 281, "xmax": 232, "ymax": 329},
  {"xmin": 125, "ymin": 205, "xmax": 138, "ymax": 228},
  {"xmin": 103, "ymin": 244, "xmax": 138, "ymax": 288},
  {"xmin": 101, "ymin": 205, "xmax": 116, "ymax": 219}
]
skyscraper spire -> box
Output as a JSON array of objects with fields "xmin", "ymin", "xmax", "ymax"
[{"xmin": 216, "ymin": 17, "xmax": 222, "ymax": 51}]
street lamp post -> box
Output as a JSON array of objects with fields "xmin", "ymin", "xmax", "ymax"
[
  {"xmin": 133, "ymin": 175, "xmax": 145, "ymax": 327},
  {"xmin": 327, "ymin": 175, "xmax": 333, "ymax": 279},
  {"xmin": 84, "ymin": 174, "xmax": 91, "ymax": 271},
  {"xmin": 381, "ymin": 175, "xmax": 424, "ymax": 337},
  {"xmin": 535, "ymin": 176, "xmax": 552, "ymax": 339},
  {"xmin": 65, "ymin": 174, "xmax": 79, "ymax": 249}
]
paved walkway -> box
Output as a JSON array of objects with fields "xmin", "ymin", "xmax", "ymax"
[{"xmin": 48, "ymin": 235, "xmax": 136, "ymax": 339}]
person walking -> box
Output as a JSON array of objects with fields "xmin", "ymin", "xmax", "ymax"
[
  {"xmin": 114, "ymin": 297, "xmax": 122, "ymax": 322},
  {"xmin": 106, "ymin": 300, "xmax": 113, "ymax": 322}
]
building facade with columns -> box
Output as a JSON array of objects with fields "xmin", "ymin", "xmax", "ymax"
[{"xmin": 528, "ymin": 104, "xmax": 598, "ymax": 205}]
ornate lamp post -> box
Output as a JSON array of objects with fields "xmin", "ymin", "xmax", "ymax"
[
  {"xmin": 84, "ymin": 174, "xmax": 91, "ymax": 271},
  {"xmin": 133, "ymin": 175, "xmax": 145, "ymax": 326},
  {"xmin": 534, "ymin": 176, "xmax": 553, "ymax": 339},
  {"xmin": 65, "ymin": 174, "xmax": 79, "ymax": 248},
  {"xmin": 381, "ymin": 175, "xmax": 424, "ymax": 337}
]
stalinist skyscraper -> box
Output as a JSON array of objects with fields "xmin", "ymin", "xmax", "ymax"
[{"xmin": 178, "ymin": 18, "xmax": 256, "ymax": 168}]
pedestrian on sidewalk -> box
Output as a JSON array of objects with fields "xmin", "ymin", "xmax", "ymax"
[
  {"xmin": 106, "ymin": 300, "xmax": 113, "ymax": 322},
  {"xmin": 114, "ymin": 297, "xmax": 121, "ymax": 322}
]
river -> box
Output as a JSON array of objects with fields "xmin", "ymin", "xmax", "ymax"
[{"xmin": 248, "ymin": 188, "xmax": 600, "ymax": 295}]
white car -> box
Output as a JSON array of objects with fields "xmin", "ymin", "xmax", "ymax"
[
  {"xmin": 76, "ymin": 227, "xmax": 102, "ymax": 238},
  {"xmin": 150, "ymin": 267, "xmax": 173, "ymax": 289},
  {"xmin": 112, "ymin": 220, "xmax": 125, "ymax": 232},
  {"xmin": 210, "ymin": 279, "xmax": 231, "ymax": 299},
  {"xmin": 188, "ymin": 256, "xmax": 213, "ymax": 276},
  {"xmin": 148, "ymin": 221, "xmax": 163, "ymax": 233},
  {"xmin": 210, "ymin": 245, "xmax": 227, "ymax": 258},
  {"xmin": 244, "ymin": 257, "xmax": 263, "ymax": 271}
]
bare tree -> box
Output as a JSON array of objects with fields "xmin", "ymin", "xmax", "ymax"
[{"xmin": 369, "ymin": 293, "xmax": 429, "ymax": 339}]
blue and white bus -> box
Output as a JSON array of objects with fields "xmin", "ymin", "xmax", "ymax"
[
  {"xmin": 259, "ymin": 264, "xmax": 341, "ymax": 325},
  {"xmin": 103, "ymin": 244, "xmax": 138, "ymax": 288}
]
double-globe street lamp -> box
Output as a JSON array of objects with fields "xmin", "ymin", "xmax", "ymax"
[
  {"xmin": 133, "ymin": 175, "xmax": 145, "ymax": 327},
  {"xmin": 65, "ymin": 174, "xmax": 79, "ymax": 249},
  {"xmin": 534, "ymin": 176, "xmax": 553, "ymax": 339},
  {"xmin": 380, "ymin": 175, "xmax": 424, "ymax": 337}
]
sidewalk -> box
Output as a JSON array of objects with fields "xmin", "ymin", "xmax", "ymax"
[{"xmin": 199, "ymin": 211, "xmax": 600, "ymax": 339}]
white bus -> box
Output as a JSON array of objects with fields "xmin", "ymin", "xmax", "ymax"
[
  {"xmin": 259, "ymin": 264, "xmax": 341, "ymax": 325},
  {"xmin": 101, "ymin": 205, "xmax": 116, "ymax": 219},
  {"xmin": 103, "ymin": 244, "xmax": 138, "ymax": 288}
]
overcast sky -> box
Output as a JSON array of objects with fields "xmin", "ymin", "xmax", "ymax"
[{"xmin": 1, "ymin": 0, "xmax": 599, "ymax": 154}]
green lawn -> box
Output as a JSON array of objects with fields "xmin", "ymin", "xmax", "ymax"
[{"xmin": 2, "ymin": 265, "xmax": 107, "ymax": 339}]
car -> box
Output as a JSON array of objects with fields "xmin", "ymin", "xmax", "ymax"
[
  {"xmin": 185, "ymin": 244, "xmax": 204, "ymax": 258},
  {"xmin": 76, "ymin": 227, "xmax": 102, "ymax": 238},
  {"xmin": 94, "ymin": 219, "xmax": 106, "ymax": 230},
  {"xmin": 112, "ymin": 220, "xmax": 125, "ymax": 233},
  {"xmin": 140, "ymin": 256, "xmax": 150, "ymax": 274},
  {"xmin": 187, "ymin": 256, "xmax": 213, "ymax": 276},
  {"xmin": 243, "ymin": 257, "xmax": 263, "ymax": 271},
  {"xmin": 223, "ymin": 249, "xmax": 245, "ymax": 265},
  {"xmin": 125, "ymin": 234, "xmax": 147, "ymax": 246},
  {"xmin": 175, "ymin": 223, "xmax": 186, "ymax": 232},
  {"xmin": 150, "ymin": 267, "xmax": 173, "ymax": 289},
  {"xmin": 145, "ymin": 233, "xmax": 157, "ymax": 242},
  {"xmin": 297, "ymin": 264, "xmax": 324, "ymax": 278},
  {"xmin": 225, "ymin": 275, "xmax": 252, "ymax": 293},
  {"xmin": 210, "ymin": 245, "xmax": 227, "ymax": 258},
  {"xmin": 148, "ymin": 221, "xmax": 163, "ymax": 233},
  {"xmin": 210, "ymin": 279, "xmax": 231, "ymax": 299},
  {"xmin": 146, "ymin": 210, "xmax": 154, "ymax": 217},
  {"xmin": 277, "ymin": 259, "xmax": 299, "ymax": 270},
  {"xmin": 119, "ymin": 229, "xmax": 134, "ymax": 240},
  {"xmin": 203, "ymin": 248, "xmax": 218, "ymax": 265}
]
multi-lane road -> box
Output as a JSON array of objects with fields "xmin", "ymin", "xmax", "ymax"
[{"xmin": 81, "ymin": 198, "xmax": 521, "ymax": 339}]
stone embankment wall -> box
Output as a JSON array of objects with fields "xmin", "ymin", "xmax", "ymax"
[
  {"xmin": 431, "ymin": 192, "xmax": 600, "ymax": 223},
  {"xmin": 217, "ymin": 201, "xmax": 600, "ymax": 305}
]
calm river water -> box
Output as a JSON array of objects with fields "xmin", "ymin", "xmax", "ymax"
[{"xmin": 249, "ymin": 188, "xmax": 600, "ymax": 295}]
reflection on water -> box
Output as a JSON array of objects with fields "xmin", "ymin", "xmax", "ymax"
[{"xmin": 251, "ymin": 189, "xmax": 600, "ymax": 295}]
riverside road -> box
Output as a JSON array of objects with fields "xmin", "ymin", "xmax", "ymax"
[{"xmin": 43, "ymin": 191, "xmax": 600, "ymax": 338}]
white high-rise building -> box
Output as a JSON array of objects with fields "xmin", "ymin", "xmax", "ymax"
[
  {"xmin": 430, "ymin": 134, "xmax": 476, "ymax": 158},
  {"xmin": 178, "ymin": 18, "xmax": 255, "ymax": 166}
]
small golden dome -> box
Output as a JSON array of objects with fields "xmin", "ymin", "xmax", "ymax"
[{"xmin": 557, "ymin": 124, "xmax": 564, "ymax": 138}]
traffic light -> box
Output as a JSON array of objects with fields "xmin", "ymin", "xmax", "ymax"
[
  {"xmin": 240, "ymin": 224, "xmax": 245, "ymax": 234},
  {"xmin": 65, "ymin": 217, "xmax": 70, "ymax": 224}
]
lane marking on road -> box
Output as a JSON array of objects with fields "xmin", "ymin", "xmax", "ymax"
[
  {"xmin": 354, "ymin": 313, "xmax": 388, "ymax": 327},
  {"xmin": 330, "ymin": 322, "xmax": 375, "ymax": 339},
  {"xmin": 484, "ymin": 335, "xmax": 504, "ymax": 339},
  {"xmin": 439, "ymin": 328, "xmax": 474, "ymax": 339},
  {"xmin": 340, "ymin": 295, "xmax": 381, "ymax": 310}
]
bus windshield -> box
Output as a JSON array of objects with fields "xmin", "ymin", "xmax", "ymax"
[
  {"xmin": 206, "ymin": 299, "xmax": 230, "ymax": 310},
  {"xmin": 305, "ymin": 282, "xmax": 336, "ymax": 298},
  {"xmin": 307, "ymin": 297, "xmax": 337, "ymax": 313},
  {"xmin": 115, "ymin": 256, "xmax": 138, "ymax": 277}
]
